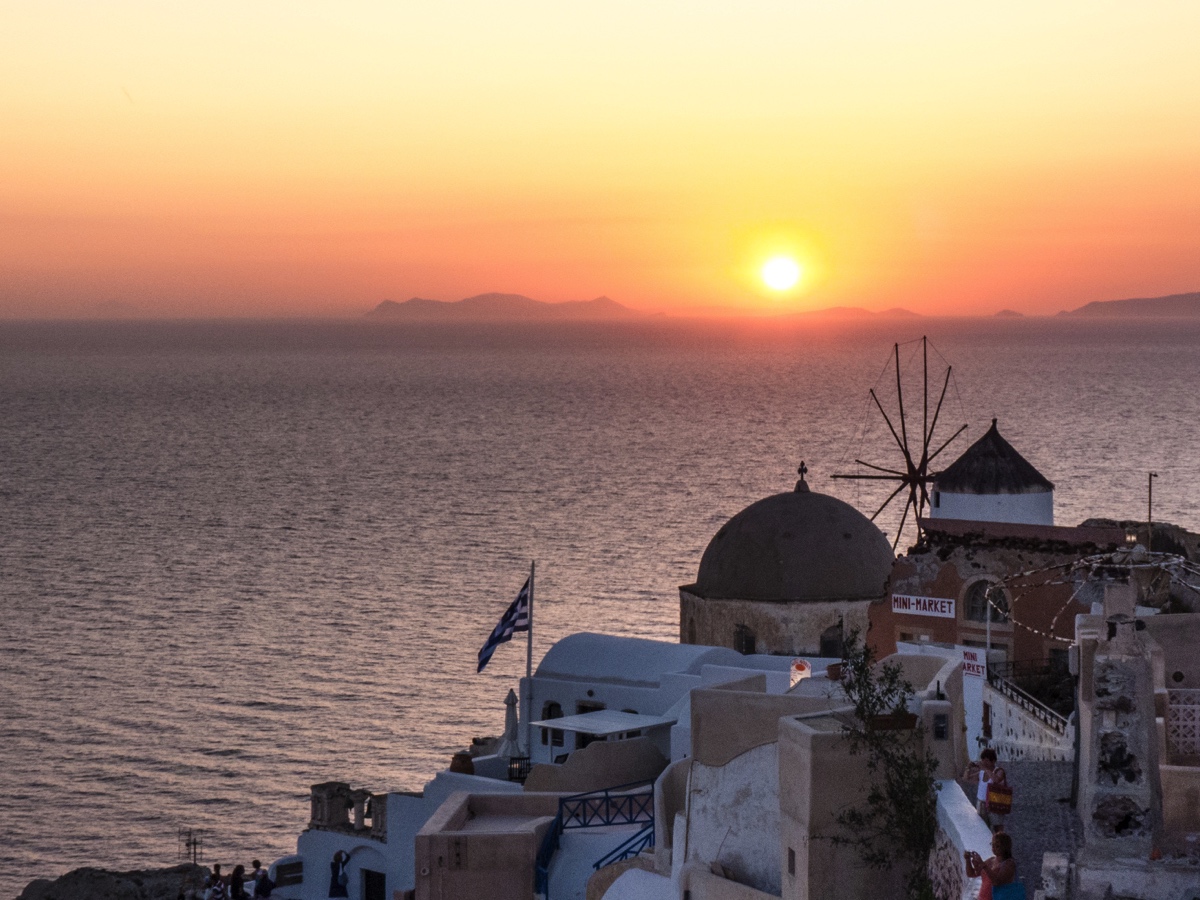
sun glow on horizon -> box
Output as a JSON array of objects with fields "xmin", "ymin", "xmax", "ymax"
[
  {"xmin": 761, "ymin": 256, "xmax": 802, "ymax": 292},
  {"xmin": 4, "ymin": 3, "xmax": 1200, "ymax": 318}
]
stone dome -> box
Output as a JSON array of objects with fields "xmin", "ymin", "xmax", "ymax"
[{"xmin": 691, "ymin": 484, "xmax": 894, "ymax": 602}]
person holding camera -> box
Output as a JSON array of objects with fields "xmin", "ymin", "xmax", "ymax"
[{"xmin": 965, "ymin": 831, "xmax": 1019, "ymax": 900}]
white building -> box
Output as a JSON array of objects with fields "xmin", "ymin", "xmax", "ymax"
[{"xmin": 929, "ymin": 419, "xmax": 1054, "ymax": 526}]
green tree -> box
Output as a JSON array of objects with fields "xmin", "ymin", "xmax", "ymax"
[{"xmin": 834, "ymin": 630, "xmax": 940, "ymax": 900}]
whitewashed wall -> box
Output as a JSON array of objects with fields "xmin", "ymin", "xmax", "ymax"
[
  {"xmin": 983, "ymin": 682, "xmax": 1073, "ymax": 761},
  {"xmin": 685, "ymin": 743, "xmax": 781, "ymax": 895},
  {"xmin": 931, "ymin": 491, "xmax": 1053, "ymax": 526},
  {"xmin": 928, "ymin": 780, "xmax": 994, "ymax": 900}
]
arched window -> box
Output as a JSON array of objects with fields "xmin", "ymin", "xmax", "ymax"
[
  {"xmin": 733, "ymin": 624, "xmax": 755, "ymax": 655},
  {"xmin": 964, "ymin": 580, "xmax": 1009, "ymax": 623},
  {"xmin": 541, "ymin": 701, "xmax": 564, "ymax": 747},
  {"xmin": 820, "ymin": 623, "xmax": 844, "ymax": 658}
]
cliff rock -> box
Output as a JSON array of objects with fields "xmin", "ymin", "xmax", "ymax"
[{"xmin": 18, "ymin": 864, "xmax": 210, "ymax": 900}]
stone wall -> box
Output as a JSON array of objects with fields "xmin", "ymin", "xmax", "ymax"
[
  {"xmin": 680, "ymin": 588, "xmax": 871, "ymax": 656},
  {"xmin": 1076, "ymin": 594, "xmax": 1164, "ymax": 860}
]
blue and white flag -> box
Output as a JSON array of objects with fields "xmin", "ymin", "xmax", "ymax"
[{"xmin": 477, "ymin": 577, "xmax": 531, "ymax": 672}]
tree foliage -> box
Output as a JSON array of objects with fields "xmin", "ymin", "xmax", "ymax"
[{"xmin": 834, "ymin": 630, "xmax": 940, "ymax": 900}]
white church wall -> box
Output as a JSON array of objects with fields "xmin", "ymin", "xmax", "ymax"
[
  {"xmin": 523, "ymin": 673, "xmax": 697, "ymax": 765},
  {"xmin": 290, "ymin": 830, "xmax": 389, "ymax": 900}
]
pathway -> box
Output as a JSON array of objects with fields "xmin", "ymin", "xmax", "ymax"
[{"xmin": 988, "ymin": 760, "xmax": 1081, "ymax": 894}]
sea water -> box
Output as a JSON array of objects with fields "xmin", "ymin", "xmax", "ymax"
[{"xmin": 2, "ymin": 317, "xmax": 1198, "ymax": 896}]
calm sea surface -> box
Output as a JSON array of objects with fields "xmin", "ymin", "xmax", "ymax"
[{"xmin": 2, "ymin": 317, "xmax": 1199, "ymax": 896}]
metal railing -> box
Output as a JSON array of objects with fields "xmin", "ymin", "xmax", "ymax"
[
  {"xmin": 593, "ymin": 823, "xmax": 655, "ymax": 871},
  {"xmin": 560, "ymin": 782, "xmax": 654, "ymax": 829},
  {"xmin": 986, "ymin": 664, "xmax": 1069, "ymax": 735},
  {"xmin": 534, "ymin": 780, "xmax": 655, "ymax": 898}
]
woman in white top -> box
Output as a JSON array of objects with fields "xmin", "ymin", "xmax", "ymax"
[{"xmin": 963, "ymin": 747, "xmax": 1007, "ymax": 827}]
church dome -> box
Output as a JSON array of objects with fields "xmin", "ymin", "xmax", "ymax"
[{"xmin": 691, "ymin": 481, "xmax": 894, "ymax": 602}]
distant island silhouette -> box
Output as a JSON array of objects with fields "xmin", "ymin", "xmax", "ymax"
[
  {"xmin": 366, "ymin": 293, "xmax": 639, "ymax": 321},
  {"xmin": 365, "ymin": 295, "xmax": 928, "ymax": 322},
  {"xmin": 994, "ymin": 309, "xmax": 1024, "ymax": 318},
  {"xmin": 1058, "ymin": 291, "xmax": 1200, "ymax": 317}
]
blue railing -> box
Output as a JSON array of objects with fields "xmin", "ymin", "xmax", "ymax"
[
  {"xmin": 534, "ymin": 780, "xmax": 655, "ymax": 898},
  {"xmin": 560, "ymin": 782, "xmax": 654, "ymax": 829},
  {"xmin": 593, "ymin": 823, "xmax": 655, "ymax": 870}
]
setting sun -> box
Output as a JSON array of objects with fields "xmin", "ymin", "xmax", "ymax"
[{"xmin": 762, "ymin": 256, "xmax": 802, "ymax": 292}]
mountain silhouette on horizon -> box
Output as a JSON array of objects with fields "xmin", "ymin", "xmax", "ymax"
[
  {"xmin": 366, "ymin": 293, "xmax": 639, "ymax": 321},
  {"xmin": 1058, "ymin": 291, "xmax": 1200, "ymax": 317}
]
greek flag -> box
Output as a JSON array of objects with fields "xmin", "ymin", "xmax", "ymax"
[{"xmin": 477, "ymin": 577, "xmax": 531, "ymax": 672}]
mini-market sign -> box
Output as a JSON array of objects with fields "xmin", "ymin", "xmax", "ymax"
[{"xmin": 891, "ymin": 593, "xmax": 956, "ymax": 619}]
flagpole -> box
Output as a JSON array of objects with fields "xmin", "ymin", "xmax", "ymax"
[{"xmin": 525, "ymin": 560, "xmax": 535, "ymax": 757}]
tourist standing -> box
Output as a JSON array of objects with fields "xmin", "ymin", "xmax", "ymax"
[
  {"xmin": 249, "ymin": 859, "xmax": 273, "ymax": 897},
  {"xmin": 964, "ymin": 747, "xmax": 1009, "ymax": 828},
  {"xmin": 229, "ymin": 865, "xmax": 249, "ymax": 900},
  {"xmin": 328, "ymin": 850, "xmax": 350, "ymax": 899}
]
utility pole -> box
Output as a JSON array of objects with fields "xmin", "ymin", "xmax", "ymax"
[
  {"xmin": 1148, "ymin": 472, "xmax": 1158, "ymax": 553},
  {"xmin": 179, "ymin": 828, "xmax": 202, "ymax": 865}
]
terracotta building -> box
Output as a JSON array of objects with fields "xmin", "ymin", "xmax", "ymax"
[{"xmin": 869, "ymin": 517, "xmax": 1128, "ymax": 664}]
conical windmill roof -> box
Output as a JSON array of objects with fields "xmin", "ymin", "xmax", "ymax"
[{"xmin": 934, "ymin": 419, "xmax": 1053, "ymax": 495}]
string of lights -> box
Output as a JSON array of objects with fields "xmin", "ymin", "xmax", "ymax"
[{"xmin": 981, "ymin": 549, "xmax": 1200, "ymax": 645}]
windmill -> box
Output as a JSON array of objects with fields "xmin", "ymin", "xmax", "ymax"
[{"xmin": 832, "ymin": 337, "xmax": 968, "ymax": 550}]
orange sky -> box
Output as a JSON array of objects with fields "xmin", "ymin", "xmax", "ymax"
[{"xmin": 4, "ymin": 2, "xmax": 1200, "ymax": 318}]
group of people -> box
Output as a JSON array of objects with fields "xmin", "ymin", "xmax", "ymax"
[
  {"xmin": 962, "ymin": 748, "xmax": 1022, "ymax": 900},
  {"xmin": 201, "ymin": 860, "xmax": 274, "ymax": 900},
  {"xmin": 195, "ymin": 848, "xmax": 351, "ymax": 900}
]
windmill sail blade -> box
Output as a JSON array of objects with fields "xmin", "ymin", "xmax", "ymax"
[
  {"xmin": 834, "ymin": 337, "xmax": 962, "ymax": 554},
  {"xmin": 927, "ymin": 423, "xmax": 969, "ymax": 464},
  {"xmin": 852, "ymin": 459, "xmax": 907, "ymax": 477},
  {"xmin": 870, "ymin": 388, "xmax": 908, "ymax": 457},
  {"xmin": 894, "ymin": 343, "xmax": 910, "ymax": 456},
  {"xmin": 925, "ymin": 365, "xmax": 952, "ymax": 449},
  {"xmin": 922, "ymin": 337, "xmax": 929, "ymax": 463},
  {"xmin": 892, "ymin": 491, "xmax": 914, "ymax": 551},
  {"xmin": 871, "ymin": 482, "xmax": 907, "ymax": 521},
  {"xmin": 830, "ymin": 474, "xmax": 912, "ymax": 481}
]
